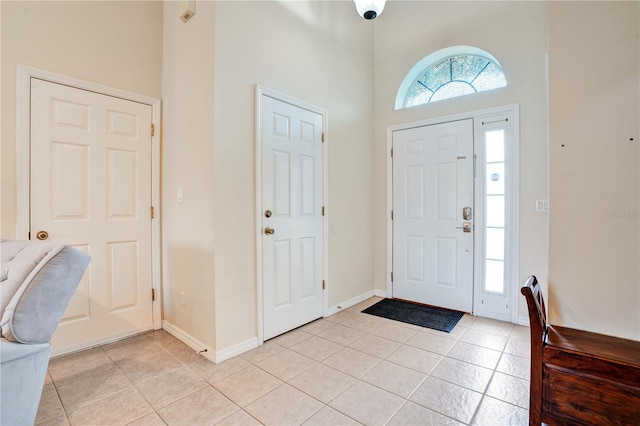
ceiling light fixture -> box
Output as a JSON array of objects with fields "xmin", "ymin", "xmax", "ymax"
[{"xmin": 353, "ymin": 0, "xmax": 386, "ymax": 20}]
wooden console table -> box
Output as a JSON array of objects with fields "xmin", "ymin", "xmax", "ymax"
[{"xmin": 521, "ymin": 276, "xmax": 640, "ymax": 425}]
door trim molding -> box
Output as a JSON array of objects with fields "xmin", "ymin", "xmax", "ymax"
[
  {"xmin": 255, "ymin": 85, "xmax": 328, "ymax": 344},
  {"xmin": 386, "ymin": 103, "xmax": 520, "ymax": 323},
  {"xmin": 16, "ymin": 65, "xmax": 163, "ymax": 330}
]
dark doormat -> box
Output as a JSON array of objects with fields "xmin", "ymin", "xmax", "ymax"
[{"xmin": 362, "ymin": 298, "xmax": 464, "ymax": 333}]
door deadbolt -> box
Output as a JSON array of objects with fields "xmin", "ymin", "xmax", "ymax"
[
  {"xmin": 264, "ymin": 210, "xmax": 272, "ymax": 218},
  {"xmin": 36, "ymin": 231, "xmax": 49, "ymax": 240},
  {"xmin": 463, "ymin": 207, "xmax": 472, "ymax": 220},
  {"xmin": 264, "ymin": 227, "xmax": 275, "ymax": 235}
]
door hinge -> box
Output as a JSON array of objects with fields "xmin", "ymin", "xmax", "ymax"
[
  {"xmin": 391, "ymin": 210, "xmax": 394, "ymax": 220},
  {"xmin": 150, "ymin": 206, "xmax": 155, "ymax": 219},
  {"xmin": 151, "ymin": 123, "xmax": 155, "ymax": 137},
  {"xmin": 28, "ymin": 232, "xmax": 31, "ymax": 240},
  {"xmin": 391, "ymin": 272, "xmax": 394, "ymax": 282},
  {"xmin": 322, "ymin": 206, "xmax": 325, "ymax": 216},
  {"xmin": 152, "ymin": 288, "xmax": 156, "ymax": 301},
  {"xmin": 322, "ymin": 280, "xmax": 326, "ymax": 290},
  {"xmin": 322, "ymin": 133, "xmax": 325, "ymax": 143},
  {"xmin": 390, "ymin": 147, "xmax": 393, "ymax": 157}
]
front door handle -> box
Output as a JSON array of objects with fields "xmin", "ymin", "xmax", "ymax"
[
  {"xmin": 455, "ymin": 222, "xmax": 471, "ymax": 233},
  {"xmin": 264, "ymin": 227, "xmax": 275, "ymax": 235}
]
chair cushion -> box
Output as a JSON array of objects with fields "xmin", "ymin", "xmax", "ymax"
[
  {"xmin": 1, "ymin": 240, "xmax": 90, "ymax": 343},
  {"xmin": 1, "ymin": 240, "xmax": 64, "ymax": 321}
]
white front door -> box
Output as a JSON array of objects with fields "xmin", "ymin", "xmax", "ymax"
[
  {"xmin": 30, "ymin": 78, "xmax": 154, "ymax": 352},
  {"xmin": 393, "ymin": 119, "xmax": 474, "ymax": 312},
  {"xmin": 261, "ymin": 95, "xmax": 324, "ymax": 340}
]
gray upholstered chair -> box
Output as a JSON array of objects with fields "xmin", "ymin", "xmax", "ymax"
[{"xmin": 0, "ymin": 240, "xmax": 90, "ymax": 426}]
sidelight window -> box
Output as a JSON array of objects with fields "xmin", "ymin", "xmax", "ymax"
[{"xmin": 482, "ymin": 127, "xmax": 507, "ymax": 295}]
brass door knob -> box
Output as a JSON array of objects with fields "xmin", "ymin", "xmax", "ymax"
[
  {"xmin": 264, "ymin": 227, "xmax": 275, "ymax": 235},
  {"xmin": 36, "ymin": 230, "xmax": 49, "ymax": 240}
]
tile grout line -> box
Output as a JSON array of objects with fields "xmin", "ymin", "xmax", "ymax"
[
  {"xmin": 468, "ymin": 323, "xmax": 530, "ymax": 425},
  {"xmin": 140, "ymin": 334, "xmax": 264, "ymax": 425},
  {"xmin": 123, "ymin": 345, "xmax": 195, "ymax": 425},
  {"xmin": 322, "ymin": 313, "xmax": 466, "ymax": 425},
  {"xmin": 266, "ymin": 313, "xmax": 437, "ymax": 425},
  {"xmin": 54, "ymin": 346, "xmax": 120, "ymax": 425},
  {"xmin": 56, "ymin": 335, "xmax": 204, "ymax": 425},
  {"xmin": 92, "ymin": 343, "xmax": 159, "ymax": 425},
  {"xmin": 42, "ymin": 306, "xmax": 530, "ymax": 426},
  {"xmin": 37, "ymin": 371, "xmax": 67, "ymax": 426}
]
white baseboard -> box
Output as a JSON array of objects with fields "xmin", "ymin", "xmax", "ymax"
[
  {"xmin": 325, "ymin": 289, "xmax": 376, "ymax": 317},
  {"xmin": 162, "ymin": 320, "xmax": 259, "ymax": 364},
  {"xmin": 374, "ymin": 289, "xmax": 387, "ymax": 298},
  {"xmin": 162, "ymin": 320, "xmax": 216, "ymax": 363},
  {"xmin": 164, "ymin": 287, "xmax": 390, "ymax": 364},
  {"xmin": 51, "ymin": 326, "xmax": 152, "ymax": 358},
  {"xmin": 214, "ymin": 337, "xmax": 259, "ymax": 363},
  {"xmin": 210, "ymin": 289, "xmax": 383, "ymax": 360},
  {"xmin": 218, "ymin": 289, "xmax": 385, "ymax": 358},
  {"xmin": 165, "ymin": 297, "xmax": 529, "ymax": 364}
]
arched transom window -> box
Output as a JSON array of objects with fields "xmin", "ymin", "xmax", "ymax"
[{"xmin": 396, "ymin": 47, "xmax": 507, "ymax": 109}]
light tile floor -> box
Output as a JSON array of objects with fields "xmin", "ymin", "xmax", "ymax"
[{"xmin": 36, "ymin": 297, "xmax": 531, "ymax": 425}]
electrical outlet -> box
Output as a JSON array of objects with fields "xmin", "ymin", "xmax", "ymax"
[{"xmin": 180, "ymin": 291, "xmax": 186, "ymax": 306}]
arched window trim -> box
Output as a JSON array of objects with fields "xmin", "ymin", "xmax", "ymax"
[{"xmin": 395, "ymin": 46, "xmax": 507, "ymax": 110}]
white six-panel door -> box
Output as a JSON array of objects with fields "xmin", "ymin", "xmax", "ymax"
[
  {"xmin": 393, "ymin": 119, "xmax": 474, "ymax": 312},
  {"xmin": 261, "ymin": 95, "xmax": 324, "ymax": 340},
  {"xmin": 30, "ymin": 78, "xmax": 154, "ymax": 352}
]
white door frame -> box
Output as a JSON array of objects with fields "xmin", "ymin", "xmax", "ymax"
[
  {"xmin": 387, "ymin": 104, "xmax": 520, "ymax": 323},
  {"xmin": 15, "ymin": 65, "xmax": 163, "ymax": 331},
  {"xmin": 255, "ymin": 85, "xmax": 328, "ymax": 345}
]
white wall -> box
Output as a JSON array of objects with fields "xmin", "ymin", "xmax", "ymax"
[
  {"xmin": 211, "ymin": 1, "xmax": 374, "ymax": 349},
  {"xmin": 548, "ymin": 1, "xmax": 640, "ymax": 340},
  {"xmin": 372, "ymin": 1, "xmax": 550, "ymax": 321},
  {"xmin": 4, "ymin": 0, "xmax": 636, "ymax": 356},
  {"xmin": 0, "ymin": 1, "xmax": 163, "ymax": 239},
  {"xmin": 162, "ymin": 1, "xmax": 217, "ymax": 350}
]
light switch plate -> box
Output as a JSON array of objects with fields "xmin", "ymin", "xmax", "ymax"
[{"xmin": 536, "ymin": 199, "xmax": 549, "ymax": 212}]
